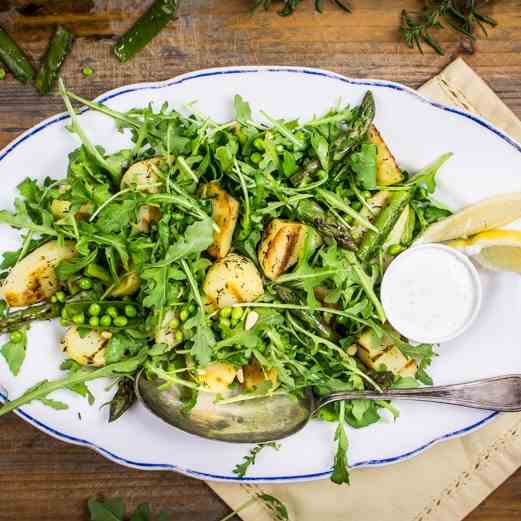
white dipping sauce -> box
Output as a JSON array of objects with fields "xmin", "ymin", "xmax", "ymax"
[{"xmin": 381, "ymin": 244, "xmax": 481, "ymax": 343}]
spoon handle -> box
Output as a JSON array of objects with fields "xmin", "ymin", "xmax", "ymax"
[{"xmin": 317, "ymin": 375, "xmax": 521, "ymax": 413}]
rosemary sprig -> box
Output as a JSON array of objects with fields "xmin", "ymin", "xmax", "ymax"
[
  {"xmin": 254, "ymin": 0, "xmax": 351, "ymax": 16},
  {"xmin": 400, "ymin": 0, "xmax": 497, "ymax": 55}
]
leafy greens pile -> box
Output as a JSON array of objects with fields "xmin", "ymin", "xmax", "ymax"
[{"xmin": 0, "ymin": 82, "xmax": 452, "ymax": 484}]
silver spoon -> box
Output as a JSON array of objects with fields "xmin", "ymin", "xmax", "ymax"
[{"xmin": 136, "ymin": 374, "xmax": 521, "ymax": 443}]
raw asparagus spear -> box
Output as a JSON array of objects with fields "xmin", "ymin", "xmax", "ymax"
[
  {"xmin": 0, "ymin": 26, "xmax": 34, "ymax": 83},
  {"xmin": 35, "ymin": 26, "xmax": 74, "ymax": 95}
]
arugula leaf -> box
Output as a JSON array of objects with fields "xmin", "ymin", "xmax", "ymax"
[
  {"xmin": 96, "ymin": 199, "xmax": 137, "ymax": 233},
  {"xmin": 88, "ymin": 497, "xmax": 125, "ymax": 521},
  {"xmin": 151, "ymin": 217, "xmax": 214, "ymax": 268},
  {"xmin": 234, "ymin": 94, "xmax": 252, "ymax": 123},
  {"xmin": 345, "ymin": 399, "xmax": 380, "ymax": 428},
  {"xmin": 407, "ymin": 152, "xmax": 453, "ymax": 193},
  {"xmin": 310, "ymin": 131, "xmax": 329, "ymax": 170},
  {"xmin": 0, "ymin": 354, "xmax": 146, "ymax": 417},
  {"xmin": 56, "ymin": 248, "xmax": 97, "ymax": 281},
  {"xmin": 257, "ymin": 494, "xmax": 290, "ymax": 521},
  {"xmin": 40, "ymin": 397, "xmax": 69, "ymax": 410},
  {"xmin": 396, "ymin": 342, "xmax": 436, "ymax": 385},
  {"xmin": 191, "ymin": 312, "xmax": 215, "ymax": 366},
  {"xmin": 1, "ymin": 328, "xmax": 28, "ymax": 376},
  {"xmin": 331, "ymin": 401, "xmax": 350, "ymax": 485},
  {"xmin": 233, "ymin": 442, "xmax": 280, "ymax": 478},
  {"xmin": 87, "ymin": 497, "xmax": 170, "ymax": 521},
  {"xmin": 351, "ymin": 143, "xmax": 377, "ymax": 190},
  {"xmin": 0, "ymin": 200, "xmax": 58, "ymax": 237}
]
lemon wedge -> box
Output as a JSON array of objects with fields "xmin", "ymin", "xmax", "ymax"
[
  {"xmin": 448, "ymin": 230, "xmax": 521, "ymax": 274},
  {"xmin": 417, "ymin": 193, "xmax": 521, "ymax": 243}
]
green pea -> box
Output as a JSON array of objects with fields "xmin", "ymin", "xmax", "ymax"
[
  {"xmin": 89, "ymin": 316, "xmax": 100, "ymax": 327},
  {"xmin": 220, "ymin": 307, "xmax": 232, "ymax": 318},
  {"xmin": 100, "ymin": 315, "xmax": 112, "ymax": 327},
  {"xmin": 250, "ymin": 152, "xmax": 262, "ymax": 164},
  {"xmin": 50, "ymin": 295, "xmax": 58, "ymax": 303},
  {"xmin": 0, "ymin": 68, "xmax": 6, "ymax": 81},
  {"xmin": 88, "ymin": 303, "xmax": 101, "ymax": 316},
  {"xmin": 78, "ymin": 277, "xmax": 93, "ymax": 290},
  {"xmin": 169, "ymin": 318, "xmax": 180, "ymax": 330},
  {"xmin": 175, "ymin": 330, "xmax": 184, "ymax": 342},
  {"xmin": 55, "ymin": 291, "xmax": 66, "ymax": 303},
  {"xmin": 124, "ymin": 304, "xmax": 137, "ymax": 318},
  {"xmin": 388, "ymin": 244, "xmax": 405, "ymax": 256},
  {"xmin": 276, "ymin": 144, "xmax": 284, "ymax": 153},
  {"xmin": 219, "ymin": 318, "xmax": 231, "ymax": 329},
  {"xmin": 188, "ymin": 303, "xmax": 196, "ymax": 314},
  {"xmin": 73, "ymin": 313, "xmax": 85, "ymax": 325},
  {"xmin": 361, "ymin": 190, "xmax": 372, "ymax": 199},
  {"xmin": 107, "ymin": 306, "xmax": 118, "ymax": 318},
  {"xmin": 352, "ymin": 201, "xmax": 362, "ymax": 211},
  {"xmin": 82, "ymin": 66, "xmax": 94, "ymax": 77},
  {"xmin": 10, "ymin": 330, "xmax": 23, "ymax": 343},
  {"xmin": 61, "ymin": 308, "xmax": 69, "ymax": 320},
  {"xmin": 231, "ymin": 307, "xmax": 243, "ymax": 322},
  {"xmin": 179, "ymin": 309, "xmax": 189, "ymax": 322},
  {"xmin": 253, "ymin": 138, "xmax": 265, "ymax": 151},
  {"xmin": 114, "ymin": 316, "xmax": 128, "ymax": 327}
]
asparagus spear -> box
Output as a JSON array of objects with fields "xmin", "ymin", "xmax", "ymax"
[
  {"xmin": 295, "ymin": 199, "xmax": 355, "ymax": 250},
  {"xmin": 358, "ymin": 190, "xmax": 411, "ymax": 262},
  {"xmin": 0, "ymin": 302, "xmax": 61, "ymax": 334},
  {"xmin": 109, "ymin": 377, "xmax": 136, "ymax": 422},
  {"xmin": 0, "ymin": 26, "xmax": 34, "ymax": 83},
  {"xmin": 289, "ymin": 92, "xmax": 375, "ymax": 186},
  {"xmin": 276, "ymin": 286, "xmax": 337, "ymax": 341},
  {"xmin": 333, "ymin": 91, "xmax": 375, "ymax": 161},
  {"xmin": 35, "ymin": 26, "xmax": 74, "ymax": 95},
  {"xmin": 114, "ymin": 0, "xmax": 178, "ymax": 63}
]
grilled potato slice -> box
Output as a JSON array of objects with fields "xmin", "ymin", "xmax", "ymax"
[
  {"xmin": 201, "ymin": 182, "xmax": 239, "ymax": 259},
  {"xmin": 203, "ymin": 254, "xmax": 264, "ymax": 308},
  {"xmin": 120, "ymin": 157, "xmax": 167, "ymax": 193},
  {"xmin": 357, "ymin": 326, "xmax": 417, "ymax": 377},
  {"xmin": 368, "ymin": 125, "xmax": 404, "ymax": 186},
  {"xmin": 258, "ymin": 219, "xmax": 314, "ymax": 280},
  {"xmin": 243, "ymin": 360, "xmax": 278, "ymax": 390},
  {"xmin": 121, "ymin": 157, "xmax": 169, "ymax": 231},
  {"xmin": 62, "ymin": 327, "xmax": 109, "ymax": 367},
  {"xmin": 0, "ymin": 241, "xmax": 75, "ymax": 307},
  {"xmin": 197, "ymin": 362, "xmax": 237, "ymax": 393}
]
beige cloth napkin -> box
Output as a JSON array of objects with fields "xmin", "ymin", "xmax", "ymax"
[{"xmin": 209, "ymin": 58, "xmax": 521, "ymax": 521}]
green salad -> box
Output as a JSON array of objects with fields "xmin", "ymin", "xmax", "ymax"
[{"xmin": 0, "ymin": 82, "xmax": 453, "ymax": 483}]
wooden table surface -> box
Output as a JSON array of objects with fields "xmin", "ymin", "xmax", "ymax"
[{"xmin": 1, "ymin": 1, "xmax": 521, "ymax": 519}]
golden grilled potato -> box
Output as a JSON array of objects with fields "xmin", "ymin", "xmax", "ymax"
[
  {"xmin": 201, "ymin": 182, "xmax": 239, "ymax": 259},
  {"xmin": 243, "ymin": 361, "xmax": 278, "ymax": 390},
  {"xmin": 368, "ymin": 125, "xmax": 404, "ymax": 186},
  {"xmin": 258, "ymin": 219, "xmax": 314, "ymax": 280},
  {"xmin": 203, "ymin": 254, "xmax": 264, "ymax": 308},
  {"xmin": 62, "ymin": 327, "xmax": 109, "ymax": 367},
  {"xmin": 197, "ymin": 362, "xmax": 237, "ymax": 393},
  {"xmin": 0, "ymin": 241, "xmax": 75, "ymax": 307},
  {"xmin": 356, "ymin": 327, "xmax": 417, "ymax": 378},
  {"xmin": 121, "ymin": 157, "xmax": 169, "ymax": 231}
]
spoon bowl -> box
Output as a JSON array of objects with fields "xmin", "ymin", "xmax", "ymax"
[{"xmin": 136, "ymin": 374, "xmax": 312, "ymax": 443}]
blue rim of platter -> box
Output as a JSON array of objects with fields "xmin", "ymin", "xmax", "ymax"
[{"xmin": 2, "ymin": 65, "xmax": 516, "ymax": 482}]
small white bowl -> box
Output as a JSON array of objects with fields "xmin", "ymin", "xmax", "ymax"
[{"xmin": 380, "ymin": 244, "xmax": 482, "ymax": 344}]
